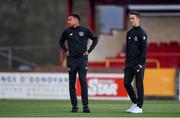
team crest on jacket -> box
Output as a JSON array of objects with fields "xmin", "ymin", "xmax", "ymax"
[
  {"xmin": 79, "ymin": 31, "xmax": 84, "ymax": 36},
  {"xmin": 134, "ymin": 36, "xmax": 138, "ymax": 42}
]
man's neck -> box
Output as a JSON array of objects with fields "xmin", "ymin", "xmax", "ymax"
[
  {"xmin": 73, "ymin": 23, "xmax": 80, "ymax": 28},
  {"xmin": 133, "ymin": 24, "xmax": 140, "ymax": 28},
  {"xmin": 134, "ymin": 23, "xmax": 140, "ymax": 27}
]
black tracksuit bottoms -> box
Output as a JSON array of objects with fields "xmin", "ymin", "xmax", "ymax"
[
  {"xmin": 67, "ymin": 56, "xmax": 88, "ymax": 107},
  {"xmin": 124, "ymin": 67, "xmax": 145, "ymax": 108}
]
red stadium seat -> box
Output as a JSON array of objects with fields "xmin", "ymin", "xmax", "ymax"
[
  {"xmin": 88, "ymin": 61, "xmax": 106, "ymax": 67},
  {"xmin": 158, "ymin": 42, "xmax": 168, "ymax": 52},
  {"xmin": 148, "ymin": 42, "xmax": 158, "ymax": 52},
  {"xmin": 169, "ymin": 41, "xmax": 178, "ymax": 46},
  {"xmin": 168, "ymin": 41, "xmax": 179, "ymax": 52}
]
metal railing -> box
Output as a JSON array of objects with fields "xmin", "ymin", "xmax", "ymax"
[{"xmin": 106, "ymin": 58, "xmax": 160, "ymax": 68}]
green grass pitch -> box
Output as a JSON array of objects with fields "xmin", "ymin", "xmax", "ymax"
[{"xmin": 0, "ymin": 100, "xmax": 180, "ymax": 117}]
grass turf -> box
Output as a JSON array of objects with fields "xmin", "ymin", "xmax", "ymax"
[{"xmin": 0, "ymin": 100, "xmax": 180, "ymax": 117}]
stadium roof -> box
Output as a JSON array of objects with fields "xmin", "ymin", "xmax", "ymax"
[{"xmin": 96, "ymin": 0, "xmax": 180, "ymax": 5}]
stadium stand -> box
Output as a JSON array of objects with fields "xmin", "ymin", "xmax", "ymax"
[{"xmin": 89, "ymin": 41, "xmax": 180, "ymax": 68}]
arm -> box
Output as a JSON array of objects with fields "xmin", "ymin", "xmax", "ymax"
[
  {"xmin": 59, "ymin": 31, "xmax": 68, "ymax": 53},
  {"xmin": 87, "ymin": 29, "xmax": 98, "ymax": 53},
  {"xmin": 139, "ymin": 33, "xmax": 147, "ymax": 67},
  {"xmin": 125, "ymin": 34, "xmax": 129, "ymax": 65}
]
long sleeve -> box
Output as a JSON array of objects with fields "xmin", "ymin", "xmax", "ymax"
[
  {"xmin": 125, "ymin": 34, "xmax": 129, "ymax": 65},
  {"xmin": 59, "ymin": 31, "xmax": 68, "ymax": 52},
  {"xmin": 139, "ymin": 34, "xmax": 147, "ymax": 65},
  {"xmin": 87, "ymin": 29, "xmax": 98, "ymax": 53}
]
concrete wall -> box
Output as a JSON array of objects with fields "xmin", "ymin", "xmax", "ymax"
[
  {"xmin": 89, "ymin": 16, "xmax": 180, "ymax": 61},
  {"xmin": 141, "ymin": 16, "xmax": 180, "ymax": 43},
  {"xmin": 89, "ymin": 30, "xmax": 126, "ymax": 61}
]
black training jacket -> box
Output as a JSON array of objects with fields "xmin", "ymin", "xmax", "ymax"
[
  {"xmin": 59, "ymin": 26, "xmax": 98, "ymax": 58},
  {"xmin": 125, "ymin": 26, "xmax": 147, "ymax": 68}
]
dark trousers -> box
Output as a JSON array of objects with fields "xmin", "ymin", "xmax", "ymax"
[
  {"xmin": 124, "ymin": 66, "xmax": 145, "ymax": 108},
  {"xmin": 67, "ymin": 56, "xmax": 88, "ymax": 107}
]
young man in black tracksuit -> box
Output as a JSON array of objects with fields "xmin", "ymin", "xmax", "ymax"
[
  {"xmin": 124, "ymin": 11, "xmax": 147, "ymax": 113},
  {"xmin": 59, "ymin": 13, "xmax": 98, "ymax": 113}
]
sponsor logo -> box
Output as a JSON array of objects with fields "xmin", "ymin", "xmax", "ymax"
[
  {"xmin": 143, "ymin": 36, "xmax": 146, "ymax": 40},
  {"xmin": 88, "ymin": 79, "xmax": 118, "ymax": 96},
  {"xmin": 69, "ymin": 33, "xmax": 73, "ymax": 36}
]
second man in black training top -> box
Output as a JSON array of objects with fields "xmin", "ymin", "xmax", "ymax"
[{"xmin": 124, "ymin": 11, "xmax": 147, "ymax": 113}]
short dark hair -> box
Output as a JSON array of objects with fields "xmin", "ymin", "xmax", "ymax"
[
  {"xmin": 70, "ymin": 13, "xmax": 80, "ymax": 21},
  {"xmin": 129, "ymin": 11, "xmax": 140, "ymax": 18}
]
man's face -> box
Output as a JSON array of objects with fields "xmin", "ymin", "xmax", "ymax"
[
  {"xmin": 67, "ymin": 16, "xmax": 78, "ymax": 27},
  {"xmin": 129, "ymin": 14, "xmax": 139, "ymax": 27}
]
